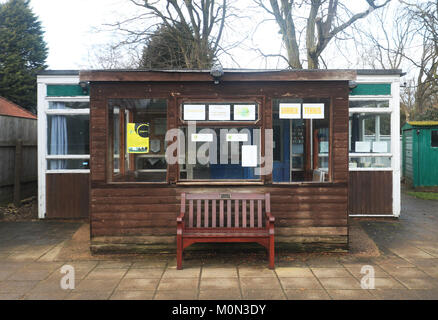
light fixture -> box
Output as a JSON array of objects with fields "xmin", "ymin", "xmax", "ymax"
[
  {"xmin": 210, "ymin": 63, "xmax": 224, "ymax": 84},
  {"xmin": 79, "ymin": 81, "xmax": 89, "ymax": 94},
  {"xmin": 348, "ymin": 81, "xmax": 357, "ymax": 91}
]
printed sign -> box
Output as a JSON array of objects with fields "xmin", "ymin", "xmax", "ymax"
[
  {"xmin": 209, "ymin": 105, "xmax": 230, "ymax": 121},
  {"xmin": 234, "ymin": 104, "xmax": 256, "ymax": 121},
  {"xmin": 303, "ymin": 103, "xmax": 324, "ymax": 119},
  {"xmin": 372, "ymin": 141, "xmax": 388, "ymax": 153},
  {"xmin": 127, "ymin": 123, "xmax": 149, "ymax": 153},
  {"xmin": 242, "ymin": 145, "xmax": 258, "ymax": 167},
  {"xmin": 226, "ymin": 133, "xmax": 248, "ymax": 142},
  {"xmin": 355, "ymin": 141, "xmax": 371, "ymax": 153},
  {"xmin": 280, "ymin": 103, "xmax": 301, "ymax": 119},
  {"xmin": 191, "ymin": 133, "xmax": 213, "ymax": 142},
  {"xmin": 183, "ymin": 104, "xmax": 206, "ymax": 120}
]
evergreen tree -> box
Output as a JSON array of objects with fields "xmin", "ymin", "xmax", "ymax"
[{"xmin": 0, "ymin": 0, "xmax": 48, "ymax": 113}]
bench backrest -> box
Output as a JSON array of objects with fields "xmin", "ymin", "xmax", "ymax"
[{"xmin": 181, "ymin": 193, "xmax": 270, "ymax": 229}]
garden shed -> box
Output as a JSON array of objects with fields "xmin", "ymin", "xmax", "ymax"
[{"xmin": 402, "ymin": 121, "xmax": 438, "ymax": 188}]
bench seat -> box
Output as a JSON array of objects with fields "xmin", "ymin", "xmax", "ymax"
[{"xmin": 176, "ymin": 193, "xmax": 275, "ymax": 269}]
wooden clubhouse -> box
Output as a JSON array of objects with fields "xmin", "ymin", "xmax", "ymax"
[
  {"xmin": 36, "ymin": 68, "xmax": 403, "ymax": 259},
  {"xmin": 79, "ymin": 69, "xmax": 353, "ymax": 254}
]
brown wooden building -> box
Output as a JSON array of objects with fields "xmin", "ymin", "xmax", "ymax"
[{"xmin": 75, "ymin": 69, "xmax": 355, "ymax": 252}]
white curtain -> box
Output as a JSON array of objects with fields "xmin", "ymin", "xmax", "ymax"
[{"xmin": 50, "ymin": 102, "xmax": 68, "ymax": 169}]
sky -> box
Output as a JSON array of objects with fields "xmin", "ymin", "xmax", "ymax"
[{"xmin": 0, "ymin": 0, "xmax": 414, "ymax": 78}]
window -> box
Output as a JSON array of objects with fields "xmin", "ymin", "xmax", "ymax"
[
  {"xmin": 432, "ymin": 130, "xmax": 438, "ymax": 148},
  {"xmin": 348, "ymin": 99, "xmax": 392, "ymax": 170},
  {"xmin": 272, "ymin": 99, "xmax": 330, "ymax": 183},
  {"xmin": 349, "ymin": 113, "xmax": 391, "ymax": 153},
  {"xmin": 109, "ymin": 98, "xmax": 167, "ymax": 182},
  {"xmin": 179, "ymin": 102, "xmax": 262, "ymax": 181},
  {"xmin": 45, "ymin": 101, "xmax": 90, "ymax": 171}
]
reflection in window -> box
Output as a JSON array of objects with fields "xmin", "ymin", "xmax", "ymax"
[
  {"xmin": 432, "ymin": 130, "xmax": 438, "ymax": 148},
  {"xmin": 272, "ymin": 99, "xmax": 330, "ymax": 183},
  {"xmin": 49, "ymin": 101, "xmax": 89, "ymax": 110},
  {"xmin": 178, "ymin": 127, "xmax": 261, "ymax": 180},
  {"xmin": 349, "ymin": 157, "xmax": 391, "ymax": 169},
  {"xmin": 349, "ymin": 113, "xmax": 390, "ymax": 153},
  {"xmin": 349, "ymin": 100, "xmax": 389, "ymax": 108},
  {"xmin": 108, "ymin": 99, "xmax": 167, "ymax": 182},
  {"xmin": 48, "ymin": 159, "xmax": 89, "ymax": 170}
]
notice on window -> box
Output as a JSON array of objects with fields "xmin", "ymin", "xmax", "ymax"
[
  {"xmin": 191, "ymin": 133, "xmax": 213, "ymax": 142},
  {"xmin": 355, "ymin": 141, "xmax": 371, "ymax": 153},
  {"xmin": 127, "ymin": 123, "xmax": 149, "ymax": 153},
  {"xmin": 320, "ymin": 141, "xmax": 329, "ymax": 153},
  {"xmin": 242, "ymin": 145, "xmax": 258, "ymax": 167},
  {"xmin": 226, "ymin": 133, "xmax": 248, "ymax": 142},
  {"xmin": 234, "ymin": 104, "xmax": 256, "ymax": 121},
  {"xmin": 209, "ymin": 105, "xmax": 230, "ymax": 121},
  {"xmin": 373, "ymin": 141, "xmax": 388, "ymax": 153},
  {"xmin": 184, "ymin": 104, "xmax": 206, "ymax": 120},
  {"xmin": 303, "ymin": 103, "xmax": 324, "ymax": 119},
  {"xmin": 280, "ymin": 103, "xmax": 301, "ymax": 119}
]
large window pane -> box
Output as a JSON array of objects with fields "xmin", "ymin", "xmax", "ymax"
[
  {"xmin": 178, "ymin": 127, "xmax": 261, "ymax": 180},
  {"xmin": 47, "ymin": 114, "xmax": 89, "ymax": 155},
  {"xmin": 349, "ymin": 113, "xmax": 391, "ymax": 153},
  {"xmin": 272, "ymin": 99, "xmax": 330, "ymax": 183},
  {"xmin": 109, "ymin": 98, "xmax": 167, "ymax": 182}
]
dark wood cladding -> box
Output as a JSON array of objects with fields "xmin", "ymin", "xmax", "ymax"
[
  {"xmin": 89, "ymin": 78, "xmax": 350, "ymax": 252},
  {"xmin": 348, "ymin": 171, "xmax": 392, "ymax": 215},
  {"xmin": 46, "ymin": 173, "xmax": 89, "ymax": 219}
]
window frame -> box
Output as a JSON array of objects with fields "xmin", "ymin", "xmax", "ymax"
[
  {"xmin": 431, "ymin": 130, "xmax": 438, "ymax": 148},
  {"xmin": 107, "ymin": 98, "xmax": 169, "ymax": 185},
  {"xmin": 271, "ymin": 97, "xmax": 333, "ymax": 184},
  {"xmin": 44, "ymin": 96, "xmax": 90, "ymax": 173},
  {"xmin": 348, "ymin": 95, "xmax": 394, "ymax": 171},
  {"xmin": 177, "ymin": 98, "xmax": 264, "ymax": 183}
]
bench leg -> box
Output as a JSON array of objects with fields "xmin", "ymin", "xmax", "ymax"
[
  {"xmin": 177, "ymin": 236, "xmax": 183, "ymax": 270},
  {"xmin": 268, "ymin": 236, "xmax": 275, "ymax": 269}
]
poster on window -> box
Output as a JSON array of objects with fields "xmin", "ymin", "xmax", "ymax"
[
  {"xmin": 242, "ymin": 145, "xmax": 258, "ymax": 167},
  {"xmin": 127, "ymin": 123, "xmax": 150, "ymax": 153},
  {"xmin": 280, "ymin": 103, "xmax": 301, "ymax": 119},
  {"xmin": 183, "ymin": 104, "xmax": 206, "ymax": 120},
  {"xmin": 209, "ymin": 105, "xmax": 230, "ymax": 121},
  {"xmin": 303, "ymin": 103, "xmax": 324, "ymax": 119},
  {"xmin": 234, "ymin": 104, "xmax": 256, "ymax": 121}
]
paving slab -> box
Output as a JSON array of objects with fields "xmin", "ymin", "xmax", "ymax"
[
  {"xmin": 279, "ymin": 277, "xmax": 323, "ymax": 290},
  {"xmin": 240, "ymin": 277, "xmax": 282, "ymax": 291},
  {"xmin": 285, "ymin": 289, "xmax": 331, "ymax": 300},
  {"xmin": 200, "ymin": 277, "xmax": 239, "ymax": 291},
  {"xmin": 311, "ymin": 267, "xmax": 352, "ymax": 278},
  {"xmin": 199, "ymin": 289, "xmax": 242, "ymax": 300},
  {"xmin": 124, "ymin": 268, "xmax": 164, "ymax": 279},
  {"xmin": 110, "ymin": 290, "xmax": 155, "ymax": 300},
  {"xmin": 327, "ymin": 289, "xmax": 376, "ymax": 300},
  {"xmin": 85, "ymin": 268, "xmax": 128, "ymax": 280},
  {"xmin": 318, "ymin": 277, "xmax": 362, "ymax": 290},
  {"xmin": 201, "ymin": 267, "xmax": 238, "ymax": 278},
  {"xmin": 238, "ymin": 266, "xmax": 276, "ymax": 278},
  {"xmin": 154, "ymin": 290, "xmax": 198, "ymax": 300},
  {"xmin": 275, "ymin": 267, "xmax": 314, "ymax": 278},
  {"xmin": 117, "ymin": 278, "xmax": 160, "ymax": 291},
  {"xmin": 162, "ymin": 267, "xmax": 201, "ymax": 279},
  {"xmin": 242, "ymin": 289, "xmax": 286, "ymax": 300}
]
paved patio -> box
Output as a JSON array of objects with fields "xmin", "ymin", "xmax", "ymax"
[{"xmin": 0, "ymin": 193, "xmax": 437, "ymax": 300}]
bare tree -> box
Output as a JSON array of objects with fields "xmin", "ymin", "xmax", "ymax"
[
  {"xmin": 105, "ymin": 0, "xmax": 233, "ymax": 69},
  {"xmin": 254, "ymin": 0, "xmax": 390, "ymax": 69}
]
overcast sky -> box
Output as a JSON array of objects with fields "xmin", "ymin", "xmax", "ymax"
[{"xmin": 0, "ymin": 0, "xmax": 412, "ymax": 78}]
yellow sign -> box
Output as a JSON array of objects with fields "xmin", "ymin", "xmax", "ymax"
[
  {"xmin": 303, "ymin": 103, "xmax": 324, "ymax": 119},
  {"xmin": 127, "ymin": 123, "xmax": 149, "ymax": 153},
  {"xmin": 279, "ymin": 103, "xmax": 301, "ymax": 119}
]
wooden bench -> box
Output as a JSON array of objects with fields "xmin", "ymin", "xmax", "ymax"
[{"xmin": 177, "ymin": 192, "xmax": 275, "ymax": 269}]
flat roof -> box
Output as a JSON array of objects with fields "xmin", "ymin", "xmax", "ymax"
[{"xmin": 79, "ymin": 69, "xmax": 357, "ymax": 82}]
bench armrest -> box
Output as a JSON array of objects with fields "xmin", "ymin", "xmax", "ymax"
[
  {"xmin": 177, "ymin": 212, "xmax": 185, "ymax": 223},
  {"xmin": 265, "ymin": 211, "xmax": 275, "ymax": 223}
]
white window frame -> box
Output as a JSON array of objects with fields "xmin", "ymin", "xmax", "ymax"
[
  {"xmin": 37, "ymin": 74, "xmax": 90, "ymax": 218},
  {"xmin": 348, "ymin": 75, "xmax": 401, "ymax": 217}
]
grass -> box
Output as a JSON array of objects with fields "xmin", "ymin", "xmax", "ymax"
[{"xmin": 406, "ymin": 191, "xmax": 438, "ymax": 201}]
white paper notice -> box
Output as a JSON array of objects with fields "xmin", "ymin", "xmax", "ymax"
[
  {"xmin": 209, "ymin": 105, "xmax": 230, "ymax": 121},
  {"xmin": 373, "ymin": 141, "xmax": 388, "ymax": 153},
  {"xmin": 355, "ymin": 141, "xmax": 371, "ymax": 152},
  {"xmin": 242, "ymin": 145, "xmax": 258, "ymax": 167},
  {"xmin": 303, "ymin": 103, "xmax": 324, "ymax": 119},
  {"xmin": 234, "ymin": 105, "xmax": 256, "ymax": 121},
  {"xmin": 319, "ymin": 141, "xmax": 329, "ymax": 153},
  {"xmin": 226, "ymin": 133, "xmax": 248, "ymax": 142},
  {"xmin": 184, "ymin": 104, "xmax": 206, "ymax": 120},
  {"xmin": 280, "ymin": 103, "xmax": 301, "ymax": 119},
  {"xmin": 191, "ymin": 133, "xmax": 213, "ymax": 142}
]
